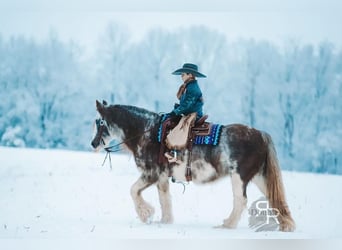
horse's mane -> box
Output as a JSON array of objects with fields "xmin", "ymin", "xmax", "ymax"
[
  {"xmin": 115, "ymin": 104, "xmax": 158, "ymax": 116},
  {"xmin": 107, "ymin": 104, "xmax": 160, "ymax": 124}
]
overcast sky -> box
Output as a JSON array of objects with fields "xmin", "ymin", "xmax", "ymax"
[{"xmin": 1, "ymin": 0, "xmax": 341, "ymax": 54}]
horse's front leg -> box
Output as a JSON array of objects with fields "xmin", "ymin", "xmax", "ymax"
[
  {"xmin": 130, "ymin": 175, "xmax": 155, "ymax": 223},
  {"xmin": 157, "ymin": 172, "xmax": 173, "ymax": 224}
]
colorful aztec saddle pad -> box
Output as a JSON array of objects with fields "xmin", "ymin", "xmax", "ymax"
[
  {"xmin": 157, "ymin": 115, "xmax": 223, "ymax": 146},
  {"xmin": 193, "ymin": 123, "xmax": 222, "ymax": 145}
]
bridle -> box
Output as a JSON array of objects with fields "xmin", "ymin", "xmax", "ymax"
[
  {"xmin": 94, "ymin": 117, "xmax": 154, "ymax": 169},
  {"xmin": 92, "ymin": 118, "xmax": 108, "ymax": 149}
]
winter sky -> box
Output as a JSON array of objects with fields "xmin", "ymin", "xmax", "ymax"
[{"xmin": 0, "ymin": 0, "xmax": 342, "ymax": 55}]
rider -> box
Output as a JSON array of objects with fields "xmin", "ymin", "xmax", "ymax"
[
  {"xmin": 167, "ymin": 63, "xmax": 206, "ymax": 120},
  {"xmin": 165, "ymin": 63, "xmax": 206, "ymax": 162}
]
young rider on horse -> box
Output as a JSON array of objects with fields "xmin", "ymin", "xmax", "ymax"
[
  {"xmin": 165, "ymin": 63, "xmax": 206, "ymax": 162},
  {"xmin": 166, "ymin": 63, "xmax": 206, "ymax": 121}
]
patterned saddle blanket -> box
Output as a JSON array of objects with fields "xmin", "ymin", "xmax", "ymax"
[
  {"xmin": 193, "ymin": 123, "xmax": 222, "ymax": 145},
  {"xmin": 157, "ymin": 114, "xmax": 223, "ymax": 146}
]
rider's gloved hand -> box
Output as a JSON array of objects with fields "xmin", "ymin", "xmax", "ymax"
[{"xmin": 173, "ymin": 103, "xmax": 180, "ymax": 109}]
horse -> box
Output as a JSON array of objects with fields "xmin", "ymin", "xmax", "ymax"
[{"xmin": 91, "ymin": 100, "xmax": 296, "ymax": 232}]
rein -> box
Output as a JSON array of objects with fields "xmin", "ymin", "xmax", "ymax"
[{"xmin": 102, "ymin": 127, "xmax": 154, "ymax": 169}]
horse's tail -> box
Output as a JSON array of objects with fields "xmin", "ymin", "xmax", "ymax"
[{"xmin": 262, "ymin": 132, "xmax": 296, "ymax": 232}]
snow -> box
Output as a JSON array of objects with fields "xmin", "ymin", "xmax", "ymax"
[{"xmin": 0, "ymin": 146, "xmax": 341, "ymax": 241}]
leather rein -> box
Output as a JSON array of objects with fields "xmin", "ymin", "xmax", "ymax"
[{"xmin": 98, "ymin": 119, "xmax": 154, "ymax": 169}]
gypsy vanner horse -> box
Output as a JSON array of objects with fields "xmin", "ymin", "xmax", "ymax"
[{"xmin": 91, "ymin": 100, "xmax": 295, "ymax": 232}]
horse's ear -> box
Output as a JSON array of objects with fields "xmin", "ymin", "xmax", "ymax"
[{"xmin": 96, "ymin": 100, "xmax": 105, "ymax": 115}]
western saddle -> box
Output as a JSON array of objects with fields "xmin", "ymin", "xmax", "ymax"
[{"xmin": 158, "ymin": 113, "xmax": 210, "ymax": 181}]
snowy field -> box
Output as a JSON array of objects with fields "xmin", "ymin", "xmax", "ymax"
[{"xmin": 0, "ymin": 146, "xmax": 341, "ymax": 241}]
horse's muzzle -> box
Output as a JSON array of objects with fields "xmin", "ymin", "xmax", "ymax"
[{"xmin": 91, "ymin": 137, "xmax": 101, "ymax": 149}]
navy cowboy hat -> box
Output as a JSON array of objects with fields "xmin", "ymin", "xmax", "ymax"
[{"xmin": 172, "ymin": 63, "xmax": 207, "ymax": 78}]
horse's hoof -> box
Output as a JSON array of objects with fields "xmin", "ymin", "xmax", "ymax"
[
  {"xmin": 214, "ymin": 224, "xmax": 235, "ymax": 229},
  {"xmin": 222, "ymin": 219, "xmax": 238, "ymax": 229},
  {"xmin": 160, "ymin": 218, "xmax": 173, "ymax": 224},
  {"xmin": 279, "ymin": 223, "xmax": 296, "ymax": 232},
  {"xmin": 145, "ymin": 216, "xmax": 153, "ymax": 224},
  {"xmin": 137, "ymin": 204, "xmax": 155, "ymax": 223}
]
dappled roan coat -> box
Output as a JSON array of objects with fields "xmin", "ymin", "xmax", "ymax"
[{"xmin": 91, "ymin": 100, "xmax": 296, "ymax": 232}]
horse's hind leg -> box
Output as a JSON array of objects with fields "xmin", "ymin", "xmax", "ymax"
[
  {"xmin": 222, "ymin": 173, "xmax": 247, "ymax": 228},
  {"xmin": 130, "ymin": 175, "xmax": 155, "ymax": 223},
  {"xmin": 252, "ymin": 174, "xmax": 267, "ymax": 196},
  {"xmin": 157, "ymin": 172, "xmax": 173, "ymax": 224}
]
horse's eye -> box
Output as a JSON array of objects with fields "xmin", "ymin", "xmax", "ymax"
[{"xmin": 99, "ymin": 120, "xmax": 105, "ymax": 126}]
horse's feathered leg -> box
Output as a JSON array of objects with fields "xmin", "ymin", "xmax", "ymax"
[
  {"xmin": 130, "ymin": 176, "xmax": 155, "ymax": 223},
  {"xmin": 222, "ymin": 172, "xmax": 247, "ymax": 228},
  {"xmin": 157, "ymin": 172, "xmax": 173, "ymax": 224}
]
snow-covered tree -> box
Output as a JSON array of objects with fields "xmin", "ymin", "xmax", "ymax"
[{"xmin": 0, "ymin": 25, "xmax": 341, "ymax": 174}]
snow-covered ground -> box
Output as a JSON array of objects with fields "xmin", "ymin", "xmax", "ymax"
[{"xmin": 0, "ymin": 146, "xmax": 341, "ymax": 240}]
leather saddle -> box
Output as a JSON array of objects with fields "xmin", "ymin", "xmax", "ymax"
[
  {"xmin": 192, "ymin": 114, "xmax": 211, "ymax": 136},
  {"xmin": 158, "ymin": 114, "xmax": 210, "ymax": 164}
]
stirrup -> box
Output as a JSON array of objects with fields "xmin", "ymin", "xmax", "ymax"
[{"xmin": 164, "ymin": 152, "xmax": 182, "ymax": 164}]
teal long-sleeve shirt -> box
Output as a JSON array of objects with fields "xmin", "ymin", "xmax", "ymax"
[{"xmin": 172, "ymin": 80, "xmax": 203, "ymax": 118}]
